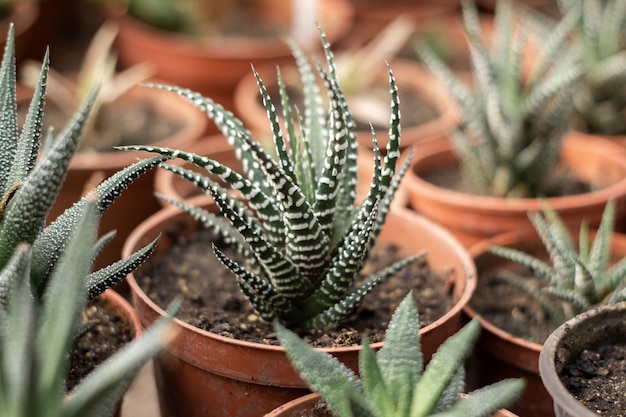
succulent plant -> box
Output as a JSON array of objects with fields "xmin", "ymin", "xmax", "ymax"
[
  {"xmin": 557, "ymin": 0, "xmax": 626, "ymax": 135},
  {"xmin": 0, "ymin": 25, "xmax": 175, "ymax": 417},
  {"xmin": 275, "ymin": 292, "xmax": 525, "ymax": 417},
  {"xmin": 415, "ymin": 0, "xmax": 584, "ymax": 198},
  {"xmin": 0, "ymin": 25, "xmax": 168, "ymax": 307},
  {"xmin": 488, "ymin": 200, "xmax": 626, "ymax": 323},
  {"xmin": 0, "ymin": 197, "xmax": 176, "ymax": 417},
  {"xmin": 120, "ymin": 30, "xmax": 419, "ymax": 331}
]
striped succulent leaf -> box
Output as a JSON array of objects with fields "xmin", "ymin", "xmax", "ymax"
[
  {"xmin": 415, "ymin": 0, "xmax": 583, "ymax": 197},
  {"xmin": 0, "ymin": 25, "xmax": 166, "ymax": 306},
  {"xmin": 119, "ymin": 30, "xmax": 417, "ymax": 331},
  {"xmin": 276, "ymin": 293, "xmax": 525, "ymax": 417},
  {"xmin": 489, "ymin": 200, "xmax": 626, "ymax": 323}
]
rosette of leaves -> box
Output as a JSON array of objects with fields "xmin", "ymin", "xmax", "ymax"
[
  {"xmin": 557, "ymin": 0, "xmax": 626, "ymax": 135},
  {"xmin": 119, "ymin": 30, "xmax": 420, "ymax": 331},
  {"xmin": 0, "ymin": 197, "xmax": 176, "ymax": 417},
  {"xmin": 488, "ymin": 200, "xmax": 626, "ymax": 324},
  {"xmin": 415, "ymin": 0, "xmax": 584, "ymax": 198},
  {"xmin": 275, "ymin": 292, "xmax": 525, "ymax": 417},
  {"xmin": 0, "ymin": 25, "xmax": 169, "ymax": 306}
]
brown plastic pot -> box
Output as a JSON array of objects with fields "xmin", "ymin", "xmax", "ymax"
[
  {"xmin": 123, "ymin": 195, "xmax": 476, "ymax": 417},
  {"xmin": 539, "ymin": 301, "xmax": 626, "ymax": 417},
  {"xmin": 49, "ymin": 85, "xmax": 208, "ymax": 272},
  {"xmin": 234, "ymin": 59, "xmax": 459, "ymax": 151},
  {"xmin": 110, "ymin": 0, "xmax": 353, "ymax": 115},
  {"xmin": 402, "ymin": 132, "xmax": 626, "ymax": 248},
  {"xmin": 464, "ymin": 230, "xmax": 626, "ymax": 417},
  {"xmin": 264, "ymin": 392, "xmax": 520, "ymax": 417}
]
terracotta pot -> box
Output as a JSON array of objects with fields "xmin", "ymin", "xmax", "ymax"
[
  {"xmin": 464, "ymin": 230, "xmax": 626, "ymax": 417},
  {"xmin": 265, "ymin": 392, "xmax": 520, "ymax": 417},
  {"xmin": 403, "ymin": 132, "xmax": 626, "ymax": 248},
  {"xmin": 123, "ymin": 195, "xmax": 476, "ymax": 417},
  {"xmin": 234, "ymin": 59, "xmax": 459, "ymax": 151},
  {"xmin": 539, "ymin": 301, "xmax": 626, "ymax": 417},
  {"xmin": 110, "ymin": 0, "xmax": 353, "ymax": 115},
  {"xmin": 0, "ymin": 0, "xmax": 39, "ymax": 64},
  {"xmin": 49, "ymin": 85, "xmax": 208, "ymax": 272}
]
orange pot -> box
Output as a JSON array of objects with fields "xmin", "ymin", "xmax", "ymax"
[
  {"xmin": 464, "ymin": 230, "xmax": 626, "ymax": 417},
  {"xmin": 403, "ymin": 133, "xmax": 626, "ymax": 248},
  {"xmin": 110, "ymin": 0, "xmax": 353, "ymax": 115},
  {"xmin": 123, "ymin": 195, "xmax": 476, "ymax": 417}
]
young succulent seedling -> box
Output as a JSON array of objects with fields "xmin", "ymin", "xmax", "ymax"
[
  {"xmin": 0, "ymin": 24, "xmax": 168, "ymax": 308},
  {"xmin": 0, "ymin": 25, "xmax": 175, "ymax": 417},
  {"xmin": 275, "ymin": 292, "xmax": 525, "ymax": 417},
  {"xmin": 557, "ymin": 0, "xmax": 626, "ymax": 135},
  {"xmin": 489, "ymin": 200, "xmax": 626, "ymax": 323},
  {"xmin": 415, "ymin": 0, "xmax": 583, "ymax": 198},
  {"xmin": 120, "ymin": 29, "xmax": 420, "ymax": 331}
]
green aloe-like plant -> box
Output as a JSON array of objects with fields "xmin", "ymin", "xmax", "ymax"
[
  {"xmin": 557, "ymin": 0, "xmax": 626, "ymax": 135},
  {"xmin": 488, "ymin": 200, "xmax": 626, "ymax": 324},
  {"xmin": 0, "ymin": 25, "xmax": 176, "ymax": 417},
  {"xmin": 275, "ymin": 292, "xmax": 525, "ymax": 417},
  {"xmin": 415, "ymin": 0, "xmax": 583, "ymax": 198},
  {"xmin": 0, "ymin": 25, "xmax": 169, "ymax": 303},
  {"xmin": 120, "ymin": 30, "xmax": 419, "ymax": 331},
  {"xmin": 0, "ymin": 197, "xmax": 176, "ymax": 417}
]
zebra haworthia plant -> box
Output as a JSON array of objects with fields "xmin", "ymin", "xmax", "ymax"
[
  {"xmin": 120, "ymin": 29, "xmax": 419, "ymax": 331},
  {"xmin": 489, "ymin": 200, "xmax": 626, "ymax": 324},
  {"xmin": 415, "ymin": 0, "xmax": 583, "ymax": 198},
  {"xmin": 0, "ymin": 25, "xmax": 169, "ymax": 306},
  {"xmin": 275, "ymin": 293, "xmax": 525, "ymax": 417},
  {"xmin": 558, "ymin": 0, "xmax": 626, "ymax": 135}
]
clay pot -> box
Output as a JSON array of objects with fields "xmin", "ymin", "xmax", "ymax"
[
  {"xmin": 539, "ymin": 301, "xmax": 626, "ymax": 417},
  {"xmin": 234, "ymin": 59, "xmax": 459, "ymax": 151},
  {"xmin": 49, "ymin": 85, "xmax": 208, "ymax": 272},
  {"xmin": 110, "ymin": 0, "xmax": 353, "ymax": 115},
  {"xmin": 464, "ymin": 230, "xmax": 626, "ymax": 417},
  {"xmin": 123, "ymin": 195, "xmax": 476, "ymax": 417},
  {"xmin": 402, "ymin": 132, "xmax": 626, "ymax": 248},
  {"xmin": 265, "ymin": 392, "xmax": 520, "ymax": 417}
]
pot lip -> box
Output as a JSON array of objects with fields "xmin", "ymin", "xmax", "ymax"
[
  {"xmin": 67, "ymin": 84, "xmax": 207, "ymax": 170},
  {"xmin": 98, "ymin": 288, "xmax": 143, "ymax": 339},
  {"xmin": 2, "ymin": 1, "xmax": 39, "ymax": 36},
  {"xmin": 404, "ymin": 133, "xmax": 626, "ymax": 210},
  {"xmin": 110, "ymin": 0, "xmax": 354, "ymax": 59},
  {"xmin": 538, "ymin": 301, "xmax": 626, "ymax": 417},
  {"xmin": 124, "ymin": 193, "xmax": 475, "ymax": 354}
]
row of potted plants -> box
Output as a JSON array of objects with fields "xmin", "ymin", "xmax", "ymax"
[{"xmin": 2, "ymin": 0, "xmax": 626, "ymax": 416}]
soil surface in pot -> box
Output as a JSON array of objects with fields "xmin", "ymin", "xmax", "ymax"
[
  {"xmin": 420, "ymin": 161, "xmax": 592, "ymax": 198},
  {"xmin": 470, "ymin": 267, "xmax": 562, "ymax": 345},
  {"xmin": 559, "ymin": 342, "xmax": 626, "ymax": 416},
  {"xmin": 65, "ymin": 297, "xmax": 135, "ymax": 392},
  {"xmin": 136, "ymin": 227, "xmax": 456, "ymax": 347}
]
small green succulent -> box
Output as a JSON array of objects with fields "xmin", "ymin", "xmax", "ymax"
[
  {"xmin": 558, "ymin": 0, "xmax": 626, "ymax": 135},
  {"xmin": 488, "ymin": 200, "xmax": 626, "ymax": 324},
  {"xmin": 275, "ymin": 292, "xmax": 525, "ymax": 417},
  {"xmin": 0, "ymin": 25, "xmax": 169, "ymax": 304},
  {"xmin": 120, "ymin": 30, "xmax": 419, "ymax": 331},
  {"xmin": 415, "ymin": 0, "xmax": 583, "ymax": 198}
]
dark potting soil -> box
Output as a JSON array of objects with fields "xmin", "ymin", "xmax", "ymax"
[
  {"xmin": 65, "ymin": 297, "xmax": 135, "ymax": 392},
  {"xmin": 469, "ymin": 268, "xmax": 561, "ymax": 345},
  {"xmin": 560, "ymin": 342, "xmax": 626, "ymax": 416},
  {"xmin": 136, "ymin": 227, "xmax": 456, "ymax": 347}
]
